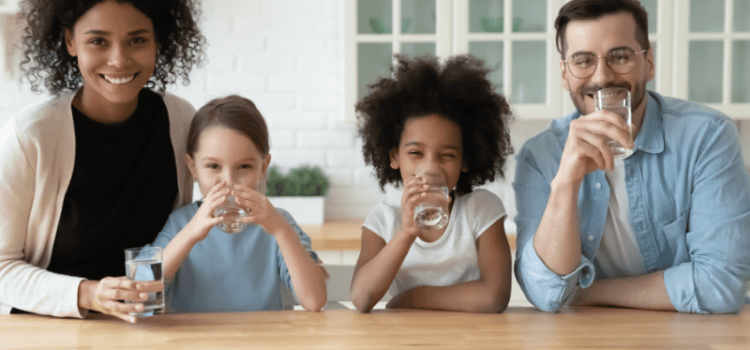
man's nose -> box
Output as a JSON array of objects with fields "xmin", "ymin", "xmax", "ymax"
[{"xmin": 589, "ymin": 57, "xmax": 616, "ymax": 86}]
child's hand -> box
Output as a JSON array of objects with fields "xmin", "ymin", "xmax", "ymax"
[
  {"xmin": 399, "ymin": 174, "xmax": 430, "ymax": 238},
  {"xmin": 232, "ymin": 184, "xmax": 290, "ymax": 235},
  {"xmin": 184, "ymin": 181, "xmax": 230, "ymax": 242}
]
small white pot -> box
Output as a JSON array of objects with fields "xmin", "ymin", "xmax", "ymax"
[{"xmin": 268, "ymin": 196, "xmax": 325, "ymax": 225}]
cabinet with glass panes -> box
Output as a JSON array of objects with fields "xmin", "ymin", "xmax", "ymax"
[{"xmin": 345, "ymin": 0, "xmax": 750, "ymax": 121}]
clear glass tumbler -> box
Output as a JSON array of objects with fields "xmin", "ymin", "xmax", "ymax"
[
  {"xmin": 124, "ymin": 246, "xmax": 164, "ymax": 317},
  {"xmin": 413, "ymin": 163, "xmax": 450, "ymax": 230},
  {"xmin": 214, "ymin": 194, "xmax": 248, "ymax": 234},
  {"xmin": 594, "ymin": 87, "xmax": 633, "ymax": 159}
]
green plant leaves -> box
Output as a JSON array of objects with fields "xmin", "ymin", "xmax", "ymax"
[{"xmin": 265, "ymin": 165, "xmax": 330, "ymax": 197}]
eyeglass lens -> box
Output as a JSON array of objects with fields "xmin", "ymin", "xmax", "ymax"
[{"xmin": 567, "ymin": 48, "xmax": 641, "ymax": 78}]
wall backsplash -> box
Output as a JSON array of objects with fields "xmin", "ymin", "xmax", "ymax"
[{"xmin": 1, "ymin": 0, "xmax": 748, "ymax": 231}]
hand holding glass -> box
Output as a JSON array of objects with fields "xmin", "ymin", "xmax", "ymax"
[
  {"xmin": 594, "ymin": 87, "xmax": 633, "ymax": 159},
  {"xmin": 214, "ymin": 182, "xmax": 249, "ymax": 234},
  {"xmin": 124, "ymin": 246, "xmax": 164, "ymax": 317},
  {"xmin": 413, "ymin": 163, "xmax": 450, "ymax": 230}
]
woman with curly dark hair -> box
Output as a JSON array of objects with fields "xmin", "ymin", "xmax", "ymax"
[
  {"xmin": 350, "ymin": 54, "xmax": 514, "ymax": 313},
  {"xmin": 0, "ymin": 0, "xmax": 205, "ymax": 322}
]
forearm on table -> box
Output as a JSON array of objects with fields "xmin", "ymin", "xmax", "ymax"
[
  {"xmin": 388, "ymin": 278, "xmax": 509, "ymax": 313},
  {"xmin": 533, "ymin": 178, "xmax": 584, "ymax": 275},
  {"xmin": 275, "ymin": 227, "xmax": 327, "ymax": 312},
  {"xmin": 350, "ymin": 233, "xmax": 415, "ymax": 313},
  {"xmin": 573, "ymin": 270, "xmax": 675, "ymax": 311}
]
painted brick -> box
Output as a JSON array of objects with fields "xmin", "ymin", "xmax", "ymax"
[
  {"xmin": 328, "ymin": 150, "xmax": 366, "ymax": 167},
  {"xmin": 297, "ymin": 130, "xmax": 353, "ymax": 148},
  {"xmin": 245, "ymin": 93, "xmax": 296, "ymax": 111},
  {"xmin": 298, "ymin": 93, "xmax": 340, "ymax": 111},
  {"xmin": 208, "ymin": 74, "xmax": 266, "ymax": 94},
  {"xmin": 271, "ymin": 150, "xmax": 327, "ymax": 168},
  {"xmin": 268, "ymin": 74, "xmax": 331, "ymax": 92},
  {"xmin": 239, "ymin": 54, "xmax": 296, "ymax": 74},
  {"xmin": 269, "ymin": 130, "xmax": 296, "ymax": 149},
  {"xmin": 265, "ymin": 111, "xmax": 327, "ymax": 129}
]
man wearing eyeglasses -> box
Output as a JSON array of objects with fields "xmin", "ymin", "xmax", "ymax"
[{"xmin": 513, "ymin": 0, "xmax": 750, "ymax": 314}]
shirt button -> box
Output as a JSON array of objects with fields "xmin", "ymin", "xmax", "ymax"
[
  {"xmin": 595, "ymin": 183, "xmax": 602, "ymax": 189},
  {"xmin": 588, "ymin": 235, "xmax": 595, "ymax": 241}
]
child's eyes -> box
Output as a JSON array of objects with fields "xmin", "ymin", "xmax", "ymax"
[
  {"xmin": 206, "ymin": 164, "xmax": 220, "ymax": 170},
  {"xmin": 441, "ymin": 154, "xmax": 456, "ymax": 158},
  {"xmin": 89, "ymin": 38, "xmax": 105, "ymax": 46},
  {"xmin": 131, "ymin": 37, "xmax": 148, "ymax": 44},
  {"xmin": 239, "ymin": 164, "xmax": 253, "ymax": 169},
  {"xmin": 407, "ymin": 150, "xmax": 422, "ymax": 156}
]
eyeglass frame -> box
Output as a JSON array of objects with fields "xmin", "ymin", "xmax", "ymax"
[{"xmin": 562, "ymin": 48, "xmax": 648, "ymax": 79}]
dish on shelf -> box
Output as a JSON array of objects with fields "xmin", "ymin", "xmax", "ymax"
[{"xmin": 368, "ymin": 17, "xmax": 412, "ymax": 34}]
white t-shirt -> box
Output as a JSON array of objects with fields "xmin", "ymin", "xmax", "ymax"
[
  {"xmin": 596, "ymin": 159, "xmax": 648, "ymax": 278},
  {"xmin": 363, "ymin": 189, "xmax": 507, "ymax": 297}
]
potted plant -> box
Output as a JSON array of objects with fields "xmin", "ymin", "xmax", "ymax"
[{"xmin": 265, "ymin": 165, "xmax": 329, "ymax": 225}]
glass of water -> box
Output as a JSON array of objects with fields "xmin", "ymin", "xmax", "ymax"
[
  {"xmin": 594, "ymin": 87, "xmax": 633, "ymax": 159},
  {"xmin": 413, "ymin": 163, "xmax": 450, "ymax": 230},
  {"xmin": 214, "ymin": 194, "xmax": 249, "ymax": 234},
  {"xmin": 124, "ymin": 246, "xmax": 164, "ymax": 317}
]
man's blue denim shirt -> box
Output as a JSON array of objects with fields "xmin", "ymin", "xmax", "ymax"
[{"xmin": 513, "ymin": 91, "xmax": 750, "ymax": 313}]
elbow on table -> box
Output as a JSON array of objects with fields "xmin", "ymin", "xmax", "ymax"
[{"xmin": 350, "ymin": 293, "xmax": 377, "ymax": 313}]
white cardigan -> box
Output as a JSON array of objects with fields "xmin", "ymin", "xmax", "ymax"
[{"xmin": 0, "ymin": 90, "xmax": 195, "ymax": 317}]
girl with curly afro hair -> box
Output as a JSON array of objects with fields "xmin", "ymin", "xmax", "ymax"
[
  {"xmin": 0, "ymin": 0, "xmax": 205, "ymax": 322},
  {"xmin": 351, "ymin": 54, "xmax": 514, "ymax": 314}
]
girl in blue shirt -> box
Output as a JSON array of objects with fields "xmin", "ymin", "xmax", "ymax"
[{"xmin": 153, "ymin": 95, "xmax": 327, "ymax": 313}]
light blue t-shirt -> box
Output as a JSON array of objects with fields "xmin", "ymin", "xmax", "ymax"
[
  {"xmin": 151, "ymin": 202, "xmax": 318, "ymax": 313},
  {"xmin": 513, "ymin": 91, "xmax": 750, "ymax": 314}
]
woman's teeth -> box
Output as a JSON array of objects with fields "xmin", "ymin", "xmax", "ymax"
[{"xmin": 103, "ymin": 75, "xmax": 135, "ymax": 85}]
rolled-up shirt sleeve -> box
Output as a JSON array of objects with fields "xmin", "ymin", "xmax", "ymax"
[{"xmin": 662, "ymin": 118, "xmax": 750, "ymax": 314}]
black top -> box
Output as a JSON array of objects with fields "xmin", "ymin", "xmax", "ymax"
[{"xmin": 46, "ymin": 89, "xmax": 178, "ymax": 281}]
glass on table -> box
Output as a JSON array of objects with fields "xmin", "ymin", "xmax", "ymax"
[
  {"xmin": 124, "ymin": 246, "xmax": 164, "ymax": 317},
  {"xmin": 594, "ymin": 87, "xmax": 633, "ymax": 159},
  {"xmin": 413, "ymin": 163, "xmax": 450, "ymax": 230}
]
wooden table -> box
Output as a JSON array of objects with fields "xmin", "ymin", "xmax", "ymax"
[
  {"xmin": 301, "ymin": 220, "xmax": 517, "ymax": 251},
  {"xmin": 2, "ymin": 306, "xmax": 747, "ymax": 349}
]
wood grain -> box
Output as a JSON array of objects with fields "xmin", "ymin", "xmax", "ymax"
[{"xmin": 2, "ymin": 306, "xmax": 747, "ymax": 349}]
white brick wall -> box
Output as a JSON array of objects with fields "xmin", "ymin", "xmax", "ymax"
[{"xmin": 2, "ymin": 0, "xmax": 749, "ymax": 226}]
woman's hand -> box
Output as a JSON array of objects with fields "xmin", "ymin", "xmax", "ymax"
[
  {"xmin": 183, "ymin": 181, "xmax": 230, "ymax": 242},
  {"xmin": 78, "ymin": 278, "xmax": 163, "ymax": 323},
  {"xmin": 232, "ymin": 184, "xmax": 289, "ymax": 235}
]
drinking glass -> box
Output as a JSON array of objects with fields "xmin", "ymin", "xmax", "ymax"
[
  {"xmin": 413, "ymin": 163, "xmax": 450, "ymax": 230},
  {"xmin": 214, "ymin": 191, "xmax": 249, "ymax": 234},
  {"xmin": 594, "ymin": 87, "xmax": 633, "ymax": 159},
  {"xmin": 124, "ymin": 246, "xmax": 164, "ymax": 317}
]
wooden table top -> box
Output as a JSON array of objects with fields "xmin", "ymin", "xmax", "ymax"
[
  {"xmin": 3, "ymin": 306, "xmax": 747, "ymax": 349},
  {"xmin": 301, "ymin": 220, "xmax": 516, "ymax": 251}
]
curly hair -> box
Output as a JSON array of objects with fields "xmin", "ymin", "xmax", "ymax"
[
  {"xmin": 356, "ymin": 54, "xmax": 513, "ymax": 195},
  {"xmin": 19, "ymin": 0, "xmax": 206, "ymax": 94}
]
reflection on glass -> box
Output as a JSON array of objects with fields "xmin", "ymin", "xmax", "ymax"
[
  {"xmin": 735, "ymin": 0, "xmax": 750, "ymax": 32},
  {"xmin": 732, "ymin": 40, "xmax": 750, "ymax": 103},
  {"xmin": 358, "ymin": 43, "xmax": 393, "ymax": 100},
  {"xmin": 689, "ymin": 0, "xmax": 724, "ymax": 33},
  {"xmin": 647, "ymin": 42, "xmax": 657, "ymax": 92},
  {"xmin": 401, "ymin": 42, "xmax": 436, "ymax": 58},
  {"xmin": 358, "ymin": 0, "xmax": 392, "ymax": 34},
  {"xmin": 512, "ymin": 41, "xmax": 545, "ymax": 104},
  {"xmin": 468, "ymin": 41, "xmax": 503, "ymax": 92},
  {"xmin": 513, "ymin": 0, "xmax": 545, "ymax": 32},
  {"xmin": 402, "ymin": 0, "xmax": 436, "ymax": 34},
  {"xmin": 688, "ymin": 41, "xmax": 723, "ymax": 103},
  {"xmin": 470, "ymin": 0, "xmax": 504, "ymax": 33},
  {"xmin": 640, "ymin": 0, "xmax": 658, "ymax": 34}
]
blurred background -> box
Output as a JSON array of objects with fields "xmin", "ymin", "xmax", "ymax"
[{"xmin": 1, "ymin": 0, "xmax": 749, "ymax": 230}]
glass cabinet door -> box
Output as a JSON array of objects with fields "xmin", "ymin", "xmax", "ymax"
[
  {"xmin": 345, "ymin": 0, "xmax": 450, "ymax": 121},
  {"xmin": 675, "ymin": 0, "xmax": 750, "ymax": 116},
  {"xmin": 457, "ymin": 0, "xmax": 562, "ymax": 119}
]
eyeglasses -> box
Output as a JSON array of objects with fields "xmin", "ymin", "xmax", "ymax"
[{"xmin": 563, "ymin": 48, "xmax": 647, "ymax": 79}]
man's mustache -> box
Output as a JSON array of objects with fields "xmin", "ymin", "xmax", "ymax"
[{"xmin": 581, "ymin": 82, "xmax": 631, "ymax": 96}]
